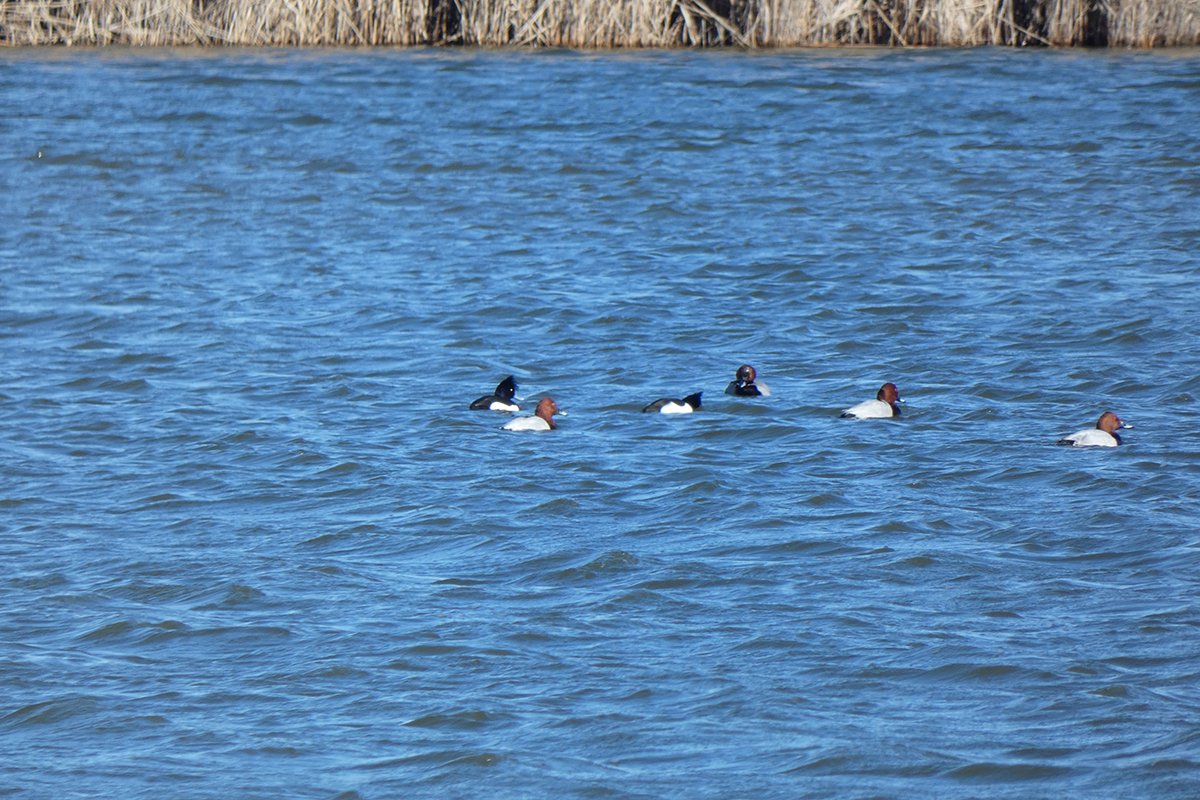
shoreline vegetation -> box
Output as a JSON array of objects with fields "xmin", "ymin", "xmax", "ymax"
[{"xmin": 1, "ymin": 0, "xmax": 1198, "ymax": 48}]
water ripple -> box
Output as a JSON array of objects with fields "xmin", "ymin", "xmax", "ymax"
[{"xmin": 2, "ymin": 46, "xmax": 1198, "ymax": 800}]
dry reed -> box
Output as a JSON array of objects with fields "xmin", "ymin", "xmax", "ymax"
[{"xmin": 3, "ymin": 0, "xmax": 1199, "ymax": 47}]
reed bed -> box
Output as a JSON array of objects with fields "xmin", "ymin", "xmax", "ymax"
[{"xmin": 3, "ymin": 0, "xmax": 1199, "ymax": 46}]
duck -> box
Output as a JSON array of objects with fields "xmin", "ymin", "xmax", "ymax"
[
  {"xmin": 501, "ymin": 397, "xmax": 563, "ymax": 431},
  {"xmin": 840, "ymin": 383, "xmax": 902, "ymax": 419},
  {"xmin": 470, "ymin": 375, "xmax": 519, "ymax": 412},
  {"xmin": 1057, "ymin": 411, "xmax": 1131, "ymax": 447},
  {"xmin": 642, "ymin": 391, "xmax": 702, "ymax": 414},
  {"xmin": 724, "ymin": 364, "xmax": 771, "ymax": 397}
]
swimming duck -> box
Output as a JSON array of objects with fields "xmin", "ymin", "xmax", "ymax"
[
  {"xmin": 642, "ymin": 392, "xmax": 702, "ymax": 414},
  {"xmin": 1057, "ymin": 411, "xmax": 1131, "ymax": 447},
  {"xmin": 501, "ymin": 397, "xmax": 562, "ymax": 431},
  {"xmin": 725, "ymin": 364, "xmax": 771, "ymax": 397},
  {"xmin": 840, "ymin": 383, "xmax": 902, "ymax": 419},
  {"xmin": 470, "ymin": 375, "xmax": 519, "ymax": 412}
]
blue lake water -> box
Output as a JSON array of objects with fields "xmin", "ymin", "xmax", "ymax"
[{"xmin": 2, "ymin": 46, "xmax": 1200, "ymax": 799}]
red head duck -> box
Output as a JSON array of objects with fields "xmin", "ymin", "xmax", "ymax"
[
  {"xmin": 841, "ymin": 383, "xmax": 902, "ymax": 419},
  {"xmin": 502, "ymin": 397, "xmax": 562, "ymax": 431},
  {"xmin": 1057, "ymin": 411, "xmax": 1131, "ymax": 447},
  {"xmin": 725, "ymin": 364, "xmax": 771, "ymax": 397}
]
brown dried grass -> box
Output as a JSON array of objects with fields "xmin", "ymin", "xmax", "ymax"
[{"xmin": 2, "ymin": 0, "xmax": 1198, "ymax": 47}]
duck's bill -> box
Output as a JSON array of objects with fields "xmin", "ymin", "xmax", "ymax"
[
  {"xmin": 557, "ymin": 410, "xmax": 568, "ymax": 417},
  {"xmin": 1121, "ymin": 422, "xmax": 1133, "ymax": 429}
]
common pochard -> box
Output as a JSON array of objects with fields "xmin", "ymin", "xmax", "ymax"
[
  {"xmin": 724, "ymin": 364, "xmax": 771, "ymax": 397},
  {"xmin": 501, "ymin": 397, "xmax": 563, "ymax": 431},
  {"xmin": 840, "ymin": 383, "xmax": 902, "ymax": 419},
  {"xmin": 1057, "ymin": 411, "xmax": 1131, "ymax": 447}
]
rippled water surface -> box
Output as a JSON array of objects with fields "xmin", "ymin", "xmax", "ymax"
[{"xmin": 3, "ymin": 46, "xmax": 1200, "ymax": 799}]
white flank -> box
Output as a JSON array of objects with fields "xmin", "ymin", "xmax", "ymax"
[
  {"xmin": 1062, "ymin": 429, "xmax": 1118, "ymax": 447},
  {"xmin": 502, "ymin": 416, "xmax": 550, "ymax": 432},
  {"xmin": 842, "ymin": 399, "xmax": 893, "ymax": 419},
  {"xmin": 659, "ymin": 402, "xmax": 693, "ymax": 414}
]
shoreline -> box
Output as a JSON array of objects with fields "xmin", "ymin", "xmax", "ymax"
[{"xmin": 3, "ymin": 0, "xmax": 1199, "ymax": 49}]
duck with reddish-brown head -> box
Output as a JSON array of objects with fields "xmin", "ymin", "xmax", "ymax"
[
  {"xmin": 1057, "ymin": 411, "xmax": 1131, "ymax": 447},
  {"xmin": 724, "ymin": 364, "xmax": 771, "ymax": 397},
  {"xmin": 841, "ymin": 383, "xmax": 902, "ymax": 419},
  {"xmin": 502, "ymin": 397, "xmax": 563, "ymax": 432}
]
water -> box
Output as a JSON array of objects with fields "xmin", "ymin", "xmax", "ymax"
[{"xmin": 2, "ymin": 46, "xmax": 1200, "ymax": 799}]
